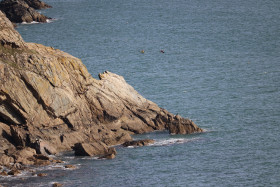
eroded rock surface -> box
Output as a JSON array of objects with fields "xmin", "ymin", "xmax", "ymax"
[{"xmin": 0, "ymin": 11, "xmax": 203, "ymax": 170}]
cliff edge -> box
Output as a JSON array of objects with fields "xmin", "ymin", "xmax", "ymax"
[{"xmin": 0, "ymin": 11, "xmax": 203, "ymax": 171}]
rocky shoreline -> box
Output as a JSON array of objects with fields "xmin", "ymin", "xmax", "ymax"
[
  {"xmin": 0, "ymin": 0, "xmax": 52, "ymax": 24},
  {"xmin": 0, "ymin": 5, "xmax": 203, "ymax": 181}
]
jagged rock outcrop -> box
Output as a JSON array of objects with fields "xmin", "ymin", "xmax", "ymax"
[
  {"xmin": 0, "ymin": 0, "xmax": 51, "ymax": 23},
  {"xmin": 23, "ymin": 0, "xmax": 52, "ymax": 9},
  {"xmin": 0, "ymin": 11, "xmax": 203, "ymax": 170}
]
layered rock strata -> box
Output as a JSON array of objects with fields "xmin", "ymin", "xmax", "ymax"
[
  {"xmin": 0, "ymin": 11, "xmax": 203, "ymax": 171},
  {"xmin": 0, "ymin": 0, "xmax": 51, "ymax": 23}
]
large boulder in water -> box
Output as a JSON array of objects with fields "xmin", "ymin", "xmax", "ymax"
[
  {"xmin": 168, "ymin": 115, "xmax": 203, "ymax": 134},
  {"xmin": 73, "ymin": 142, "xmax": 111, "ymax": 157},
  {"xmin": 0, "ymin": 0, "xmax": 50, "ymax": 23}
]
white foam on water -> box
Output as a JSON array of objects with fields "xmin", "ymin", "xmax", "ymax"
[
  {"xmin": 126, "ymin": 146, "xmax": 135, "ymax": 149},
  {"xmin": 21, "ymin": 19, "xmax": 55, "ymax": 25},
  {"xmin": 21, "ymin": 21, "xmax": 39, "ymax": 24},
  {"xmin": 0, "ymin": 169, "xmax": 32, "ymax": 181},
  {"xmin": 46, "ymin": 19, "xmax": 54, "ymax": 23},
  {"xmin": 63, "ymin": 156, "xmax": 75, "ymax": 160},
  {"xmin": 81, "ymin": 156, "xmax": 100, "ymax": 160},
  {"xmin": 202, "ymin": 128, "xmax": 209, "ymax": 132},
  {"xmin": 150, "ymin": 137, "xmax": 201, "ymax": 147}
]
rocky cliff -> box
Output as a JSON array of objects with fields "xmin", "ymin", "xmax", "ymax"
[{"xmin": 0, "ymin": 11, "xmax": 203, "ymax": 171}]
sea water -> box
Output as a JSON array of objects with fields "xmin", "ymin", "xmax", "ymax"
[{"xmin": 1, "ymin": 0, "xmax": 280, "ymax": 186}]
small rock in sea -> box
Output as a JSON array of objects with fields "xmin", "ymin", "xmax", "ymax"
[
  {"xmin": 98, "ymin": 147, "xmax": 117, "ymax": 160},
  {"xmin": 37, "ymin": 173, "xmax": 47, "ymax": 177},
  {"xmin": 64, "ymin": 165, "xmax": 76, "ymax": 169},
  {"xmin": 122, "ymin": 139, "xmax": 155, "ymax": 147},
  {"xmin": 28, "ymin": 169, "xmax": 35, "ymax": 173},
  {"xmin": 53, "ymin": 183, "xmax": 63, "ymax": 187},
  {"xmin": 53, "ymin": 159, "xmax": 64, "ymax": 163},
  {"xmin": 8, "ymin": 169, "xmax": 21, "ymax": 176},
  {"xmin": 104, "ymin": 153, "xmax": 116, "ymax": 159},
  {"xmin": 0, "ymin": 171, "xmax": 8, "ymax": 176}
]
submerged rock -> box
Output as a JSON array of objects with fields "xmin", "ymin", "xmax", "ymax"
[
  {"xmin": 8, "ymin": 169, "xmax": 21, "ymax": 175},
  {"xmin": 122, "ymin": 139, "xmax": 155, "ymax": 147},
  {"xmin": 0, "ymin": 0, "xmax": 51, "ymax": 23},
  {"xmin": 0, "ymin": 171, "xmax": 8, "ymax": 176},
  {"xmin": 64, "ymin": 165, "xmax": 76, "ymax": 169},
  {"xmin": 53, "ymin": 183, "xmax": 63, "ymax": 187},
  {"xmin": 37, "ymin": 173, "xmax": 47, "ymax": 177}
]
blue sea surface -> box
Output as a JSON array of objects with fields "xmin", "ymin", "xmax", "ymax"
[{"xmin": 2, "ymin": 0, "xmax": 280, "ymax": 186}]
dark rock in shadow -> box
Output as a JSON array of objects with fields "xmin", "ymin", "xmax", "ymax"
[
  {"xmin": 0, "ymin": 0, "xmax": 51, "ymax": 23},
  {"xmin": 8, "ymin": 169, "xmax": 21, "ymax": 175},
  {"xmin": 24, "ymin": 0, "xmax": 52, "ymax": 9},
  {"xmin": 122, "ymin": 139, "xmax": 155, "ymax": 147},
  {"xmin": 53, "ymin": 183, "xmax": 63, "ymax": 187}
]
